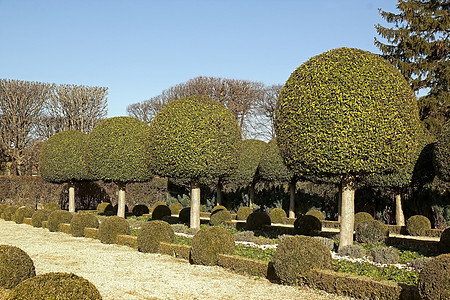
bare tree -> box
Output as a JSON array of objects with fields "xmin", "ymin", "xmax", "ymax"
[
  {"xmin": 0, "ymin": 79, "xmax": 54, "ymax": 175},
  {"xmin": 47, "ymin": 84, "xmax": 108, "ymax": 133},
  {"xmin": 126, "ymin": 95, "xmax": 168, "ymax": 125}
]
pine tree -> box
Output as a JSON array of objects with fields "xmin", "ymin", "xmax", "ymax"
[{"xmin": 375, "ymin": 0, "xmax": 449, "ymax": 136}]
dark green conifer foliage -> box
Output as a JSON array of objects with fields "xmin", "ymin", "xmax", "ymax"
[
  {"xmin": 228, "ymin": 139, "xmax": 266, "ymax": 185},
  {"xmin": 375, "ymin": 0, "xmax": 449, "ymax": 136},
  {"xmin": 434, "ymin": 120, "xmax": 450, "ymax": 182}
]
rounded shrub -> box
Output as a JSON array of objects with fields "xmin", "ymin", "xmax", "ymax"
[
  {"xmin": 417, "ymin": 254, "xmax": 450, "ymax": 300},
  {"xmin": 355, "ymin": 220, "xmax": 389, "ymax": 244},
  {"xmin": 354, "ymin": 212, "xmax": 374, "ymax": 228},
  {"xmin": 96, "ymin": 202, "xmax": 113, "ymax": 215},
  {"xmin": 14, "ymin": 206, "xmax": 35, "ymax": 224},
  {"xmin": 294, "ymin": 215, "xmax": 322, "ymax": 236},
  {"xmin": 43, "ymin": 201, "xmax": 60, "ymax": 212},
  {"xmin": 273, "ymin": 235, "xmax": 332, "ymax": 285},
  {"xmin": 137, "ymin": 220, "xmax": 174, "ymax": 253},
  {"xmin": 406, "ymin": 215, "xmax": 431, "ymax": 236},
  {"xmin": 236, "ymin": 206, "xmax": 253, "ymax": 221},
  {"xmin": 178, "ymin": 207, "xmax": 190, "ymax": 225},
  {"xmin": 31, "ymin": 210, "xmax": 50, "ymax": 227},
  {"xmin": 210, "ymin": 205, "xmax": 227, "ymax": 214},
  {"xmin": 305, "ymin": 209, "xmax": 325, "ymax": 221},
  {"xmin": 132, "ymin": 204, "xmax": 149, "ymax": 217},
  {"xmin": 9, "ymin": 272, "xmax": 102, "ymax": 300},
  {"xmin": 151, "ymin": 204, "xmax": 171, "ymax": 220},
  {"xmin": 439, "ymin": 227, "xmax": 450, "ymax": 253},
  {"xmin": 0, "ymin": 245, "xmax": 35, "ymax": 289},
  {"xmin": 191, "ymin": 226, "xmax": 235, "ymax": 266},
  {"xmin": 70, "ymin": 213, "xmax": 99, "ymax": 237},
  {"xmin": 98, "ymin": 216, "xmax": 130, "ymax": 244},
  {"xmin": 246, "ymin": 211, "xmax": 271, "ymax": 230},
  {"xmin": 169, "ymin": 203, "xmax": 183, "ymax": 215},
  {"xmin": 209, "ymin": 209, "xmax": 232, "ymax": 226},
  {"xmin": 434, "ymin": 120, "xmax": 450, "ymax": 182},
  {"xmin": 370, "ymin": 246, "xmax": 400, "ymax": 264},
  {"xmin": 151, "ymin": 201, "xmax": 166, "ymax": 212},
  {"xmin": 338, "ymin": 244, "xmax": 366, "ymax": 258},
  {"xmin": 47, "ymin": 210, "xmax": 73, "ymax": 232},
  {"xmin": 269, "ymin": 208, "xmax": 287, "ymax": 224},
  {"xmin": 3, "ymin": 206, "xmax": 18, "ymax": 221}
]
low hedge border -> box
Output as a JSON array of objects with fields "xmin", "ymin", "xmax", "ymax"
[
  {"xmin": 58, "ymin": 223, "xmax": 71, "ymax": 234},
  {"xmin": 386, "ymin": 236, "xmax": 439, "ymax": 253},
  {"xmin": 158, "ymin": 242, "xmax": 191, "ymax": 261},
  {"xmin": 306, "ymin": 269, "xmax": 420, "ymax": 300},
  {"xmin": 84, "ymin": 228, "xmax": 99, "ymax": 239},
  {"xmin": 116, "ymin": 235, "xmax": 138, "ymax": 249},
  {"xmin": 23, "ymin": 218, "xmax": 33, "ymax": 226},
  {"xmin": 425, "ymin": 229, "xmax": 443, "ymax": 238},
  {"xmin": 217, "ymin": 254, "xmax": 278, "ymax": 281}
]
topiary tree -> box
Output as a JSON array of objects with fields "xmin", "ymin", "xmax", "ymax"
[
  {"xmin": 47, "ymin": 210, "xmax": 73, "ymax": 232},
  {"xmin": 31, "ymin": 209, "xmax": 50, "ymax": 227},
  {"xmin": 434, "ymin": 120, "xmax": 450, "ymax": 182},
  {"xmin": 97, "ymin": 216, "xmax": 130, "ymax": 244},
  {"xmin": 148, "ymin": 96, "xmax": 241, "ymax": 231},
  {"xmin": 258, "ymin": 137, "xmax": 297, "ymax": 218},
  {"xmin": 354, "ymin": 212, "xmax": 374, "ymax": 229},
  {"xmin": 209, "ymin": 209, "xmax": 232, "ymax": 226},
  {"xmin": 84, "ymin": 117, "xmax": 152, "ymax": 218},
  {"xmin": 137, "ymin": 220, "xmax": 175, "ymax": 253},
  {"xmin": 236, "ymin": 206, "xmax": 253, "ymax": 220},
  {"xmin": 275, "ymin": 47, "xmax": 421, "ymax": 250},
  {"xmin": 70, "ymin": 213, "xmax": 99, "ymax": 237},
  {"xmin": 14, "ymin": 206, "xmax": 35, "ymax": 224},
  {"xmin": 191, "ymin": 226, "xmax": 235, "ymax": 266},
  {"xmin": 96, "ymin": 202, "xmax": 113, "ymax": 215},
  {"xmin": 269, "ymin": 208, "xmax": 287, "ymax": 224},
  {"xmin": 406, "ymin": 215, "xmax": 431, "ymax": 236},
  {"xmin": 227, "ymin": 139, "xmax": 266, "ymax": 206},
  {"xmin": 132, "ymin": 204, "xmax": 149, "ymax": 216},
  {"xmin": 39, "ymin": 130, "xmax": 92, "ymax": 213}
]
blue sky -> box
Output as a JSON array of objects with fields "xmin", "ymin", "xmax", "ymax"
[{"xmin": 0, "ymin": 0, "xmax": 398, "ymax": 117}]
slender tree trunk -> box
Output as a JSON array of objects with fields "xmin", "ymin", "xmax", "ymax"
[
  {"xmin": 249, "ymin": 182, "xmax": 255, "ymax": 207},
  {"xmin": 190, "ymin": 180, "xmax": 201, "ymax": 231},
  {"xmin": 216, "ymin": 180, "xmax": 223, "ymax": 206},
  {"xmin": 4, "ymin": 162, "xmax": 12, "ymax": 176},
  {"xmin": 338, "ymin": 184, "xmax": 342, "ymax": 222},
  {"xmin": 339, "ymin": 175, "xmax": 355, "ymax": 251},
  {"xmin": 289, "ymin": 179, "xmax": 296, "ymax": 219},
  {"xmin": 395, "ymin": 191, "xmax": 405, "ymax": 226},
  {"xmin": 68, "ymin": 182, "xmax": 75, "ymax": 213},
  {"xmin": 117, "ymin": 182, "xmax": 126, "ymax": 218}
]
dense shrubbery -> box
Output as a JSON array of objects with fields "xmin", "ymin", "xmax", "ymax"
[
  {"xmin": 354, "ymin": 212, "xmax": 374, "ymax": 228},
  {"xmin": 434, "ymin": 120, "xmax": 450, "ymax": 182},
  {"xmin": 137, "ymin": 220, "xmax": 174, "ymax": 253},
  {"xmin": 417, "ymin": 254, "xmax": 450, "ymax": 300},
  {"xmin": 9, "ymin": 272, "xmax": 102, "ymax": 300},
  {"xmin": 439, "ymin": 227, "xmax": 450, "ymax": 253},
  {"xmin": 355, "ymin": 220, "xmax": 388, "ymax": 244},
  {"xmin": 246, "ymin": 211, "xmax": 271, "ymax": 230},
  {"xmin": 96, "ymin": 202, "xmax": 113, "ymax": 215},
  {"xmin": 338, "ymin": 244, "xmax": 366, "ymax": 258},
  {"xmin": 151, "ymin": 204, "xmax": 171, "ymax": 220},
  {"xmin": 47, "ymin": 210, "xmax": 73, "ymax": 232},
  {"xmin": 209, "ymin": 209, "xmax": 232, "ymax": 226},
  {"xmin": 227, "ymin": 139, "xmax": 266, "ymax": 186},
  {"xmin": 44, "ymin": 201, "xmax": 60, "ymax": 212},
  {"xmin": 236, "ymin": 206, "xmax": 253, "ymax": 221},
  {"xmin": 269, "ymin": 208, "xmax": 286, "ymax": 224},
  {"xmin": 169, "ymin": 203, "xmax": 183, "ymax": 215},
  {"xmin": 31, "ymin": 210, "xmax": 50, "ymax": 227},
  {"xmin": 2, "ymin": 205, "xmax": 18, "ymax": 221},
  {"xmin": 151, "ymin": 201, "xmax": 166, "ymax": 212},
  {"xmin": 370, "ymin": 246, "xmax": 400, "ymax": 264},
  {"xmin": 294, "ymin": 215, "xmax": 321, "ymax": 236},
  {"xmin": 14, "ymin": 206, "xmax": 35, "ymax": 224},
  {"xmin": 191, "ymin": 226, "xmax": 235, "ymax": 266},
  {"xmin": 178, "ymin": 207, "xmax": 190, "ymax": 225},
  {"xmin": 406, "ymin": 215, "xmax": 431, "ymax": 236},
  {"xmin": 132, "ymin": 204, "xmax": 149, "ymax": 216},
  {"xmin": 98, "ymin": 216, "xmax": 130, "ymax": 244},
  {"xmin": 70, "ymin": 213, "xmax": 99, "ymax": 237},
  {"xmin": 305, "ymin": 209, "xmax": 325, "ymax": 221},
  {"xmin": 0, "ymin": 245, "xmax": 35, "ymax": 289}
]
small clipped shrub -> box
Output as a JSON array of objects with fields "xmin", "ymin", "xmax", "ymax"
[
  {"xmin": 294, "ymin": 215, "xmax": 321, "ymax": 236},
  {"xmin": 0, "ymin": 245, "xmax": 36, "ymax": 289},
  {"xmin": 417, "ymin": 254, "xmax": 450, "ymax": 300},
  {"xmin": 47, "ymin": 210, "xmax": 73, "ymax": 232},
  {"xmin": 131, "ymin": 204, "xmax": 149, "ymax": 217},
  {"xmin": 151, "ymin": 201, "xmax": 166, "ymax": 212},
  {"xmin": 9, "ymin": 272, "xmax": 102, "ymax": 300},
  {"xmin": 31, "ymin": 210, "xmax": 50, "ymax": 227},
  {"xmin": 178, "ymin": 207, "xmax": 190, "ymax": 224},
  {"xmin": 191, "ymin": 226, "xmax": 235, "ymax": 266},
  {"xmin": 211, "ymin": 205, "xmax": 226, "ymax": 214},
  {"xmin": 98, "ymin": 216, "xmax": 130, "ymax": 244},
  {"xmin": 151, "ymin": 204, "xmax": 171, "ymax": 220},
  {"xmin": 169, "ymin": 202, "xmax": 183, "ymax": 215},
  {"xmin": 3, "ymin": 206, "xmax": 18, "ymax": 221},
  {"xmin": 370, "ymin": 246, "xmax": 399, "ymax": 264},
  {"xmin": 14, "ymin": 206, "xmax": 35, "ymax": 224},
  {"xmin": 137, "ymin": 220, "xmax": 175, "ymax": 253},
  {"xmin": 236, "ymin": 206, "xmax": 253, "ymax": 221},
  {"xmin": 305, "ymin": 209, "xmax": 325, "ymax": 221},
  {"xmin": 96, "ymin": 202, "xmax": 113, "ymax": 215},
  {"xmin": 406, "ymin": 215, "xmax": 431, "ymax": 236},
  {"xmin": 246, "ymin": 211, "xmax": 271, "ymax": 230},
  {"xmin": 269, "ymin": 208, "xmax": 287, "ymax": 224},
  {"xmin": 354, "ymin": 212, "xmax": 374, "ymax": 228},
  {"xmin": 43, "ymin": 201, "xmax": 60, "ymax": 212},
  {"xmin": 338, "ymin": 244, "xmax": 366, "ymax": 259},
  {"xmin": 439, "ymin": 227, "xmax": 450, "ymax": 253},
  {"xmin": 273, "ymin": 235, "xmax": 331, "ymax": 285},
  {"xmin": 209, "ymin": 209, "xmax": 232, "ymax": 226},
  {"xmin": 70, "ymin": 213, "xmax": 99, "ymax": 237},
  {"xmin": 355, "ymin": 220, "xmax": 388, "ymax": 244}
]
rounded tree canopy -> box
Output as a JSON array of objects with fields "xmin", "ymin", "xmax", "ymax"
[
  {"xmin": 228, "ymin": 139, "xmax": 266, "ymax": 186},
  {"xmin": 39, "ymin": 130, "xmax": 91, "ymax": 183},
  {"xmin": 148, "ymin": 96, "xmax": 241, "ymax": 182},
  {"xmin": 434, "ymin": 120, "xmax": 450, "ymax": 182},
  {"xmin": 258, "ymin": 137, "xmax": 293, "ymax": 183},
  {"xmin": 84, "ymin": 117, "xmax": 151, "ymax": 183},
  {"xmin": 275, "ymin": 47, "xmax": 421, "ymax": 177}
]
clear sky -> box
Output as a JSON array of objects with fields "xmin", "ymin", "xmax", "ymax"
[{"xmin": 0, "ymin": 0, "xmax": 399, "ymax": 117}]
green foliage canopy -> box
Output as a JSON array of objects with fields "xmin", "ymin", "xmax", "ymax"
[
  {"xmin": 434, "ymin": 121, "xmax": 450, "ymax": 182},
  {"xmin": 148, "ymin": 96, "xmax": 241, "ymax": 182},
  {"xmin": 39, "ymin": 130, "xmax": 91, "ymax": 183},
  {"xmin": 258, "ymin": 137, "xmax": 293, "ymax": 183},
  {"xmin": 275, "ymin": 47, "xmax": 421, "ymax": 178},
  {"xmin": 227, "ymin": 139, "xmax": 266, "ymax": 186},
  {"xmin": 84, "ymin": 117, "xmax": 151, "ymax": 183}
]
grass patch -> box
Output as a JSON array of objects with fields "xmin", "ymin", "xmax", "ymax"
[{"xmin": 233, "ymin": 244, "xmax": 274, "ymax": 262}]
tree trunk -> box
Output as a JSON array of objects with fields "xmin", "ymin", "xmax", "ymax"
[
  {"xmin": 117, "ymin": 182, "xmax": 126, "ymax": 218},
  {"xmin": 190, "ymin": 180, "xmax": 201, "ymax": 231},
  {"xmin": 395, "ymin": 191, "xmax": 405, "ymax": 226},
  {"xmin": 216, "ymin": 181, "xmax": 223, "ymax": 206},
  {"xmin": 68, "ymin": 182, "xmax": 75, "ymax": 213},
  {"xmin": 4, "ymin": 161, "xmax": 12, "ymax": 176},
  {"xmin": 338, "ymin": 184, "xmax": 342, "ymax": 222},
  {"xmin": 289, "ymin": 179, "xmax": 296, "ymax": 218},
  {"xmin": 338, "ymin": 175, "xmax": 355, "ymax": 251},
  {"xmin": 249, "ymin": 182, "xmax": 255, "ymax": 207}
]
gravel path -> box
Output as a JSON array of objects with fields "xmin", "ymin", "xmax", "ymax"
[{"xmin": 0, "ymin": 219, "xmax": 353, "ymax": 300}]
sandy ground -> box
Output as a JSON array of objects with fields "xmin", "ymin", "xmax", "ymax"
[{"xmin": 0, "ymin": 219, "xmax": 354, "ymax": 300}]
